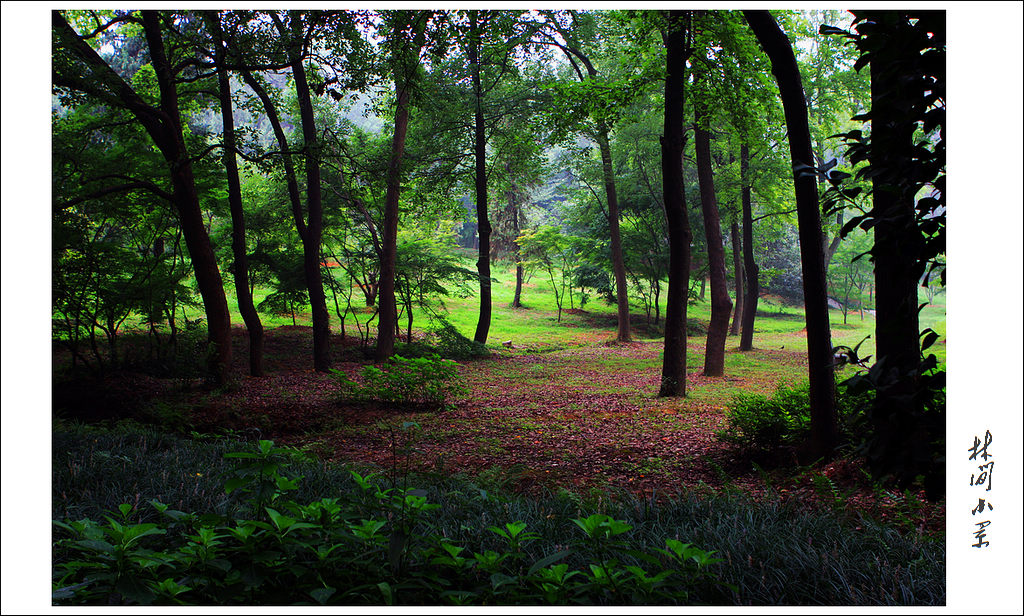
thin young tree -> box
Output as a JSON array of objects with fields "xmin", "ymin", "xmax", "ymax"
[{"xmin": 205, "ymin": 11, "xmax": 264, "ymax": 376}]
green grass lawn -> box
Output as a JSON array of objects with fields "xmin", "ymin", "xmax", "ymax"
[{"xmin": 186, "ymin": 261, "xmax": 946, "ymax": 368}]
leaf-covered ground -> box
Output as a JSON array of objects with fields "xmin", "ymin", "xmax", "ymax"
[{"xmin": 53, "ymin": 322, "xmax": 943, "ymax": 537}]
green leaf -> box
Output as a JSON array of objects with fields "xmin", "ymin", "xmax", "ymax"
[
  {"xmin": 527, "ymin": 549, "xmax": 572, "ymax": 576},
  {"xmin": 377, "ymin": 581, "xmax": 394, "ymax": 605},
  {"xmin": 309, "ymin": 586, "xmax": 336, "ymax": 605}
]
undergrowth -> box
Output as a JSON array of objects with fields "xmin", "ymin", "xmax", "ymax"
[{"xmin": 52, "ymin": 424, "xmax": 945, "ymax": 606}]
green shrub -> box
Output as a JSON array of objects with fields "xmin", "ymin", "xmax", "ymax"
[
  {"xmin": 334, "ymin": 354, "xmax": 467, "ymax": 411},
  {"xmin": 718, "ymin": 383, "xmax": 811, "ymax": 452},
  {"xmin": 428, "ymin": 318, "xmax": 490, "ymax": 360},
  {"xmin": 718, "ymin": 381, "xmax": 872, "ymax": 453}
]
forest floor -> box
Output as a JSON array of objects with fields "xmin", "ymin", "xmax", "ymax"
[{"xmin": 53, "ymin": 323, "xmax": 944, "ymax": 539}]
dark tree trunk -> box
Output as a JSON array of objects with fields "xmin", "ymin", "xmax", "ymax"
[
  {"xmin": 862, "ymin": 13, "xmax": 929, "ymax": 489},
  {"xmin": 377, "ymin": 12, "xmax": 425, "ymax": 362},
  {"xmin": 693, "ymin": 108, "xmax": 732, "ymax": 377},
  {"xmin": 740, "ymin": 144, "xmax": 759, "ymax": 351},
  {"xmin": 278, "ymin": 12, "xmax": 331, "ymax": 372},
  {"xmin": 513, "ymin": 264, "xmax": 524, "ymax": 308},
  {"xmin": 596, "ymin": 129, "xmax": 632, "ymax": 342},
  {"xmin": 209, "ymin": 13, "xmax": 264, "ymax": 377},
  {"xmin": 745, "ymin": 10, "xmax": 838, "ymax": 458},
  {"xmin": 659, "ymin": 10, "xmax": 694, "ymax": 398},
  {"xmin": 729, "ymin": 221, "xmax": 743, "ymax": 336},
  {"xmin": 470, "ymin": 12, "xmax": 492, "ymax": 345}
]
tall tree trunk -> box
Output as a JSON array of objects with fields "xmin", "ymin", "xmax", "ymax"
[
  {"xmin": 470, "ymin": 12, "xmax": 492, "ymax": 345},
  {"xmin": 693, "ymin": 107, "xmax": 732, "ymax": 377},
  {"xmin": 740, "ymin": 144, "xmax": 759, "ymax": 351},
  {"xmin": 54, "ymin": 11, "xmax": 234, "ymax": 383},
  {"xmin": 377, "ymin": 11, "xmax": 426, "ymax": 362},
  {"xmin": 659, "ymin": 10, "xmax": 693, "ymax": 397},
  {"xmin": 745, "ymin": 10, "xmax": 838, "ymax": 458},
  {"xmin": 861, "ymin": 11, "xmax": 930, "ymax": 490},
  {"xmin": 209, "ymin": 12, "xmax": 264, "ymax": 377},
  {"xmin": 729, "ymin": 221, "xmax": 743, "ymax": 336},
  {"xmin": 278, "ymin": 11, "xmax": 331, "ymax": 372},
  {"xmin": 596, "ymin": 128, "xmax": 632, "ymax": 342}
]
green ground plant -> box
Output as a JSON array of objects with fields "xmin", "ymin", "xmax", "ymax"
[
  {"xmin": 52, "ymin": 426, "xmax": 944, "ymax": 606},
  {"xmin": 333, "ymin": 354, "xmax": 467, "ymax": 412},
  {"xmin": 52, "ymin": 438, "xmax": 729, "ymax": 606}
]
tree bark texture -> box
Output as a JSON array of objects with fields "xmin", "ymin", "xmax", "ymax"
[
  {"xmin": 659, "ymin": 10, "xmax": 693, "ymax": 397},
  {"xmin": 740, "ymin": 144, "xmax": 759, "ymax": 351},
  {"xmin": 693, "ymin": 109, "xmax": 732, "ymax": 377},
  {"xmin": 209, "ymin": 13, "xmax": 264, "ymax": 377},
  {"xmin": 596, "ymin": 129, "xmax": 632, "ymax": 342},
  {"xmin": 745, "ymin": 10, "xmax": 838, "ymax": 457},
  {"xmin": 868, "ymin": 17, "xmax": 923, "ymax": 381}
]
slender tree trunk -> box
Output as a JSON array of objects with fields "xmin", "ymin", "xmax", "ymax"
[
  {"xmin": 595, "ymin": 129, "xmax": 632, "ymax": 342},
  {"xmin": 740, "ymin": 144, "xmax": 759, "ymax": 351},
  {"xmin": 693, "ymin": 107, "xmax": 732, "ymax": 377},
  {"xmin": 470, "ymin": 12, "xmax": 492, "ymax": 345},
  {"xmin": 209, "ymin": 13, "xmax": 264, "ymax": 377},
  {"xmin": 513, "ymin": 264, "xmax": 524, "ymax": 308},
  {"xmin": 729, "ymin": 221, "xmax": 743, "ymax": 336},
  {"xmin": 278, "ymin": 12, "xmax": 331, "ymax": 372},
  {"xmin": 745, "ymin": 10, "xmax": 838, "ymax": 458},
  {"xmin": 659, "ymin": 10, "xmax": 693, "ymax": 397},
  {"xmin": 377, "ymin": 12, "xmax": 425, "ymax": 362}
]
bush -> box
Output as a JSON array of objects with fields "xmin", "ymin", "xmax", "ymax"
[
  {"xmin": 718, "ymin": 383, "xmax": 811, "ymax": 452},
  {"xmin": 718, "ymin": 381, "xmax": 872, "ymax": 454},
  {"xmin": 428, "ymin": 318, "xmax": 490, "ymax": 360},
  {"xmin": 334, "ymin": 354, "xmax": 467, "ymax": 411}
]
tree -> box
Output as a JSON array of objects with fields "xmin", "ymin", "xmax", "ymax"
[
  {"xmin": 823, "ymin": 11, "xmax": 946, "ymax": 498},
  {"xmin": 376, "ymin": 10, "xmax": 432, "ymax": 361},
  {"xmin": 826, "ymin": 228, "xmax": 873, "ymax": 324},
  {"xmin": 205, "ymin": 11, "xmax": 265, "ymax": 376},
  {"xmin": 534, "ymin": 11, "xmax": 634, "ymax": 342},
  {"xmin": 739, "ymin": 144, "xmax": 759, "ymax": 350},
  {"xmin": 516, "ymin": 225, "xmax": 578, "ymax": 323},
  {"xmin": 692, "ymin": 87, "xmax": 732, "ymax": 377},
  {"xmin": 744, "ymin": 9, "xmax": 838, "ymax": 458},
  {"xmin": 395, "ymin": 229, "xmax": 477, "ymax": 344},
  {"xmin": 53, "ymin": 10, "xmax": 234, "ymax": 383},
  {"xmin": 659, "ymin": 10, "xmax": 695, "ymax": 397}
]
